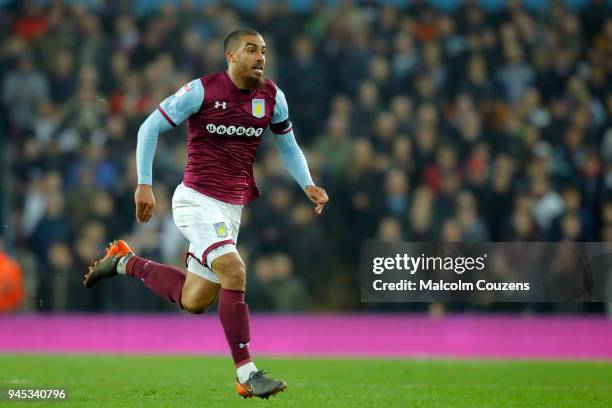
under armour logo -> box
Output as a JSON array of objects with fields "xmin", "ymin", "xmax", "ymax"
[
  {"xmin": 215, "ymin": 101, "xmax": 227, "ymax": 109},
  {"xmin": 239, "ymin": 342, "xmax": 249, "ymax": 349}
]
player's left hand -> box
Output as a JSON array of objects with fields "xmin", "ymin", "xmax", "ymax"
[{"xmin": 305, "ymin": 185, "xmax": 329, "ymax": 215}]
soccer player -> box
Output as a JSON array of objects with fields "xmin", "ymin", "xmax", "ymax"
[{"xmin": 83, "ymin": 29, "xmax": 329, "ymax": 399}]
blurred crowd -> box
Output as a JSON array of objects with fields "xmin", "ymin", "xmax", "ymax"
[{"xmin": 0, "ymin": 0, "xmax": 611, "ymax": 313}]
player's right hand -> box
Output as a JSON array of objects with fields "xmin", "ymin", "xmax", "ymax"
[
  {"xmin": 135, "ymin": 184, "xmax": 156, "ymax": 223},
  {"xmin": 305, "ymin": 185, "xmax": 329, "ymax": 215}
]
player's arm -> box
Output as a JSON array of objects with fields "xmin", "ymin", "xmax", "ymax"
[
  {"xmin": 271, "ymin": 86, "xmax": 329, "ymax": 215},
  {"xmin": 135, "ymin": 79, "xmax": 204, "ymax": 223}
]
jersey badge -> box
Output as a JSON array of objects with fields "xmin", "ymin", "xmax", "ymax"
[
  {"xmin": 214, "ymin": 222, "xmax": 229, "ymax": 238},
  {"xmin": 175, "ymin": 83, "xmax": 192, "ymax": 97},
  {"xmin": 252, "ymin": 99, "xmax": 265, "ymax": 118}
]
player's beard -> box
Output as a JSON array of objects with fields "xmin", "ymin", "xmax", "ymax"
[
  {"xmin": 235, "ymin": 63, "xmax": 265, "ymax": 90},
  {"xmin": 244, "ymin": 71, "xmax": 265, "ymax": 90}
]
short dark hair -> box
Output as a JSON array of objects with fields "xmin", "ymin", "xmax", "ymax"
[{"xmin": 224, "ymin": 29, "xmax": 262, "ymax": 52}]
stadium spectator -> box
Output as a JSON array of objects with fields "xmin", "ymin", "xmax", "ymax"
[
  {"xmin": 1, "ymin": 1, "xmax": 610, "ymax": 312},
  {"xmin": 0, "ymin": 242, "xmax": 25, "ymax": 312},
  {"xmin": 2, "ymin": 53, "xmax": 49, "ymax": 132}
]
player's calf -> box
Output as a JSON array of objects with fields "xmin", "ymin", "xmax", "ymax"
[{"xmin": 84, "ymin": 239, "xmax": 188, "ymax": 309}]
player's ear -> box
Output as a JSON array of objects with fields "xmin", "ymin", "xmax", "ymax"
[{"xmin": 226, "ymin": 51, "xmax": 234, "ymax": 65}]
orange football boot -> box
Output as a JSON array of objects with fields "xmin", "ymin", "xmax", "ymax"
[
  {"xmin": 83, "ymin": 240, "xmax": 133, "ymax": 288},
  {"xmin": 104, "ymin": 239, "xmax": 132, "ymax": 259}
]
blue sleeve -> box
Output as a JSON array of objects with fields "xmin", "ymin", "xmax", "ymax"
[
  {"xmin": 158, "ymin": 79, "xmax": 204, "ymax": 127},
  {"xmin": 272, "ymin": 86, "xmax": 289, "ymax": 123},
  {"xmin": 136, "ymin": 110, "xmax": 173, "ymax": 184},
  {"xmin": 136, "ymin": 79, "xmax": 204, "ymax": 185},
  {"xmin": 270, "ymin": 85, "xmax": 293, "ymax": 134},
  {"xmin": 273, "ymin": 129, "xmax": 314, "ymax": 190}
]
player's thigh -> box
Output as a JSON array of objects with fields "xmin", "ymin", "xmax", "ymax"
[
  {"xmin": 173, "ymin": 183, "xmax": 234, "ymax": 266},
  {"xmin": 210, "ymin": 251, "xmax": 246, "ymax": 280},
  {"xmin": 210, "ymin": 205, "xmax": 245, "ymax": 284},
  {"xmin": 172, "ymin": 184, "xmax": 226, "ymax": 244},
  {"xmin": 181, "ymin": 271, "xmax": 221, "ymax": 310}
]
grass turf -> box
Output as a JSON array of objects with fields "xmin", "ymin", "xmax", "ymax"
[{"xmin": 0, "ymin": 355, "xmax": 610, "ymax": 407}]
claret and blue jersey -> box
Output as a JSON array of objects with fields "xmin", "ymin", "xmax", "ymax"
[{"xmin": 136, "ymin": 71, "xmax": 313, "ymax": 205}]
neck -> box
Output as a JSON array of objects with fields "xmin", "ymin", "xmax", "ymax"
[{"xmin": 227, "ymin": 69, "xmax": 255, "ymax": 91}]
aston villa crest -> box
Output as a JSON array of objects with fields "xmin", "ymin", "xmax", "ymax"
[
  {"xmin": 252, "ymin": 99, "xmax": 265, "ymax": 118},
  {"xmin": 214, "ymin": 222, "xmax": 229, "ymax": 238}
]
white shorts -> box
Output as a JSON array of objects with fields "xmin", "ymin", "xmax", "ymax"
[{"xmin": 172, "ymin": 182, "xmax": 242, "ymax": 283}]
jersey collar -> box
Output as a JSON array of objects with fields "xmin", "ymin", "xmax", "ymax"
[{"xmin": 224, "ymin": 71, "xmax": 258, "ymax": 94}]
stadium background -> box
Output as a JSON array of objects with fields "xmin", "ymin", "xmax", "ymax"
[
  {"xmin": 0, "ymin": 2, "xmax": 611, "ymax": 406},
  {"xmin": 0, "ymin": 0, "xmax": 611, "ymax": 316}
]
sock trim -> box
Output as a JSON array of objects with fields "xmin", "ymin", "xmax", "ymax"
[
  {"xmin": 235, "ymin": 357, "xmax": 252, "ymax": 368},
  {"xmin": 117, "ymin": 253, "xmax": 134, "ymax": 274},
  {"xmin": 221, "ymin": 288, "xmax": 245, "ymax": 294},
  {"xmin": 236, "ymin": 361, "xmax": 257, "ymax": 383},
  {"xmin": 202, "ymin": 239, "xmax": 235, "ymax": 267}
]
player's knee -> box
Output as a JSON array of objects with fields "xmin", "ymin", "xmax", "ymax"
[
  {"xmin": 181, "ymin": 293, "xmax": 214, "ymax": 314},
  {"xmin": 183, "ymin": 303, "xmax": 206, "ymax": 314},
  {"xmin": 181, "ymin": 288, "xmax": 217, "ymax": 314},
  {"xmin": 211, "ymin": 254, "xmax": 246, "ymax": 288}
]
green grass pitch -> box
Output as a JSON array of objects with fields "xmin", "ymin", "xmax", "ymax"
[{"xmin": 0, "ymin": 355, "xmax": 610, "ymax": 407}]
